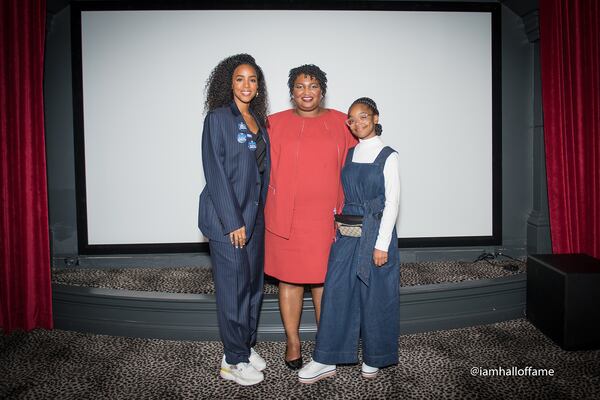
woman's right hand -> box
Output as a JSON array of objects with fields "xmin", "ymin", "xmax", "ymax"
[
  {"xmin": 373, "ymin": 249, "xmax": 388, "ymax": 267},
  {"xmin": 229, "ymin": 226, "xmax": 246, "ymax": 248}
]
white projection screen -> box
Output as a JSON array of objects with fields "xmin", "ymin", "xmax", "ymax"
[{"xmin": 72, "ymin": 2, "xmax": 501, "ymax": 254}]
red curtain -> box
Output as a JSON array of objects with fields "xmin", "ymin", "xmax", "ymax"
[
  {"xmin": 0, "ymin": 0, "xmax": 52, "ymax": 331},
  {"xmin": 539, "ymin": 0, "xmax": 600, "ymax": 258}
]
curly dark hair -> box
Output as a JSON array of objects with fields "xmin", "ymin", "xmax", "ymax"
[
  {"xmin": 204, "ymin": 53, "xmax": 269, "ymax": 126},
  {"xmin": 349, "ymin": 97, "xmax": 383, "ymax": 135},
  {"xmin": 287, "ymin": 64, "xmax": 328, "ymax": 97}
]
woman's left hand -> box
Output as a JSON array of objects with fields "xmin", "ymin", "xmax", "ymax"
[{"xmin": 373, "ymin": 249, "xmax": 388, "ymax": 267}]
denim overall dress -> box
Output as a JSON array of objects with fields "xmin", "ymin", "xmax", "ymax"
[{"xmin": 313, "ymin": 146, "xmax": 400, "ymax": 368}]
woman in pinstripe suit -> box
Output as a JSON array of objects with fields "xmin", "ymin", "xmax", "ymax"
[{"xmin": 198, "ymin": 54, "xmax": 270, "ymax": 386}]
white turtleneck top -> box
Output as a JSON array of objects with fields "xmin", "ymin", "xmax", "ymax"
[{"xmin": 351, "ymin": 135, "xmax": 400, "ymax": 251}]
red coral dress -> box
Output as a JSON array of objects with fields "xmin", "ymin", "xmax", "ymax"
[{"xmin": 264, "ymin": 109, "xmax": 357, "ymax": 283}]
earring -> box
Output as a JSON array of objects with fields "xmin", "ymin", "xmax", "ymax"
[{"xmin": 256, "ymin": 91, "xmax": 259, "ymax": 98}]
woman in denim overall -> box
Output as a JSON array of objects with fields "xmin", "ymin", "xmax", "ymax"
[{"xmin": 298, "ymin": 97, "xmax": 401, "ymax": 383}]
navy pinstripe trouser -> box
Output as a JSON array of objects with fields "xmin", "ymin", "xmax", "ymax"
[{"xmin": 209, "ymin": 206, "xmax": 265, "ymax": 365}]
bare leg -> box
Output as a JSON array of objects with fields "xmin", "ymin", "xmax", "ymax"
[
  {"xmin": 310, "ymin": 284, "xmax": 324, "ymax": 326},
  {"xmin": 279, "ymin": 281, "xmax": 305, "ymax": 361}
]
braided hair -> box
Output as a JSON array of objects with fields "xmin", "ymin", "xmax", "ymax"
[
  {"xmin": 287, "ymin": 64, "xmax": 328, "ymax": 97},
  {"xmin": 204, "ymin": 53, "xmax": 269, "ymax": 126},
  {"xmin": 349, "ymin": 97, "xmax": 383, "ymax": 135}
]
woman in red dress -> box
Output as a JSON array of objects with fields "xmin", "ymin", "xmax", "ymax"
[{"xmin": 264, "ymin": 65, "xmax": 357, "ymax": 369}]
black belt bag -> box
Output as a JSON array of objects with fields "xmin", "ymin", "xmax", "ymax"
[{"xmin": 334, "ymin": 214, "xmax": 363, "ymax": 237}]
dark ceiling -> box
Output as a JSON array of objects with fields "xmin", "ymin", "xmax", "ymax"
[
  {"xmin": 47, "ymin": 0, "xmax": 539, "ymax": 17},
  {"xmin": 499, "ymin": 0, "xmax": 539, "ymax": 17}
]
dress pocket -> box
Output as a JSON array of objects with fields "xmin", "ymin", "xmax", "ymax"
[{"xmin": 370, "ymin": 262, "xmax": 400, "ymax": 308}]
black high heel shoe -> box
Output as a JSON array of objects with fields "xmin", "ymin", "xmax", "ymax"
[{"xmin": 285, "ymin": 356, "xmax": 303, "ymax": 370}]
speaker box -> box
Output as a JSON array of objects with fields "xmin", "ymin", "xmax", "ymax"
[{"xmin": 527, "ymin": 254, "xmax": 600, "ymax": 350}]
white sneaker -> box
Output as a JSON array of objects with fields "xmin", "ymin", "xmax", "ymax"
[
  {"xmin": 298, "ymin": 360, "xmax": 336, "ymax": 384},
  {"xmin": 361, "ymin": 362, "xmax": 379, "ymax": 379},
  {"xmin": 249, "ymin": 347, "xmax": 267, "ymax": 371},
  {"xmin": 220, "ymin": 355, "xmax": 264, "ymax": 386}
]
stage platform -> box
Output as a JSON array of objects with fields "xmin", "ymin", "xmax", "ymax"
[{"xmin": 52, "ymin": 260, "xmax": 526, "ymax": 340}]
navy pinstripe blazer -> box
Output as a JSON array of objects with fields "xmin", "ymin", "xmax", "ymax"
[{"xmin": 198, "ymin": 102, "xmax": 270, "ymax": 243}]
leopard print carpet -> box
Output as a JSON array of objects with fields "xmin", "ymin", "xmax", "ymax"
[
  {"xmin": 1, "ymin": 319, "xmax": 598, "ymax": 399},
  {"xmin": 51, "ymin": 259, "xmax": 525, "ymax": 294}
]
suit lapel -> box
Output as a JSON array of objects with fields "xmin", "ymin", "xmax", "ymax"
[{"xmin": 229, "ymin": 102, "xmax": 260, "ymax": 175}]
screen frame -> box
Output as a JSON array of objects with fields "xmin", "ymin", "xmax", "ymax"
[{"xmin": 70, "ymin": 0, "xmax": 502, "ymax": 255}]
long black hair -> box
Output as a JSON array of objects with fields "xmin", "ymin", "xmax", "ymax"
[{"xmin": 204, "ymin": 53, "xmax": 269, "ymax": 126}]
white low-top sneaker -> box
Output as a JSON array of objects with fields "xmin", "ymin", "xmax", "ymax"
[
  {"xmin": 249, "ymin": 347, "xmax": 267, "ymax": 371},
  {"xmin": 298, "ymin": 360, "xmax": 336, "ymax": 384},
  {"xmin": 361, "ymin": 362, "xmax": 379, "ymax": 379},
  {"xmin": 220, "ymin": 355, "xmax": 264, "ymax": 386}
]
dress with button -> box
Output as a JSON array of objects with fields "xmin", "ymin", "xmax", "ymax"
[{"xmin": 264, "ymin": 109, "xmax": 356, "ymax": 284}]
